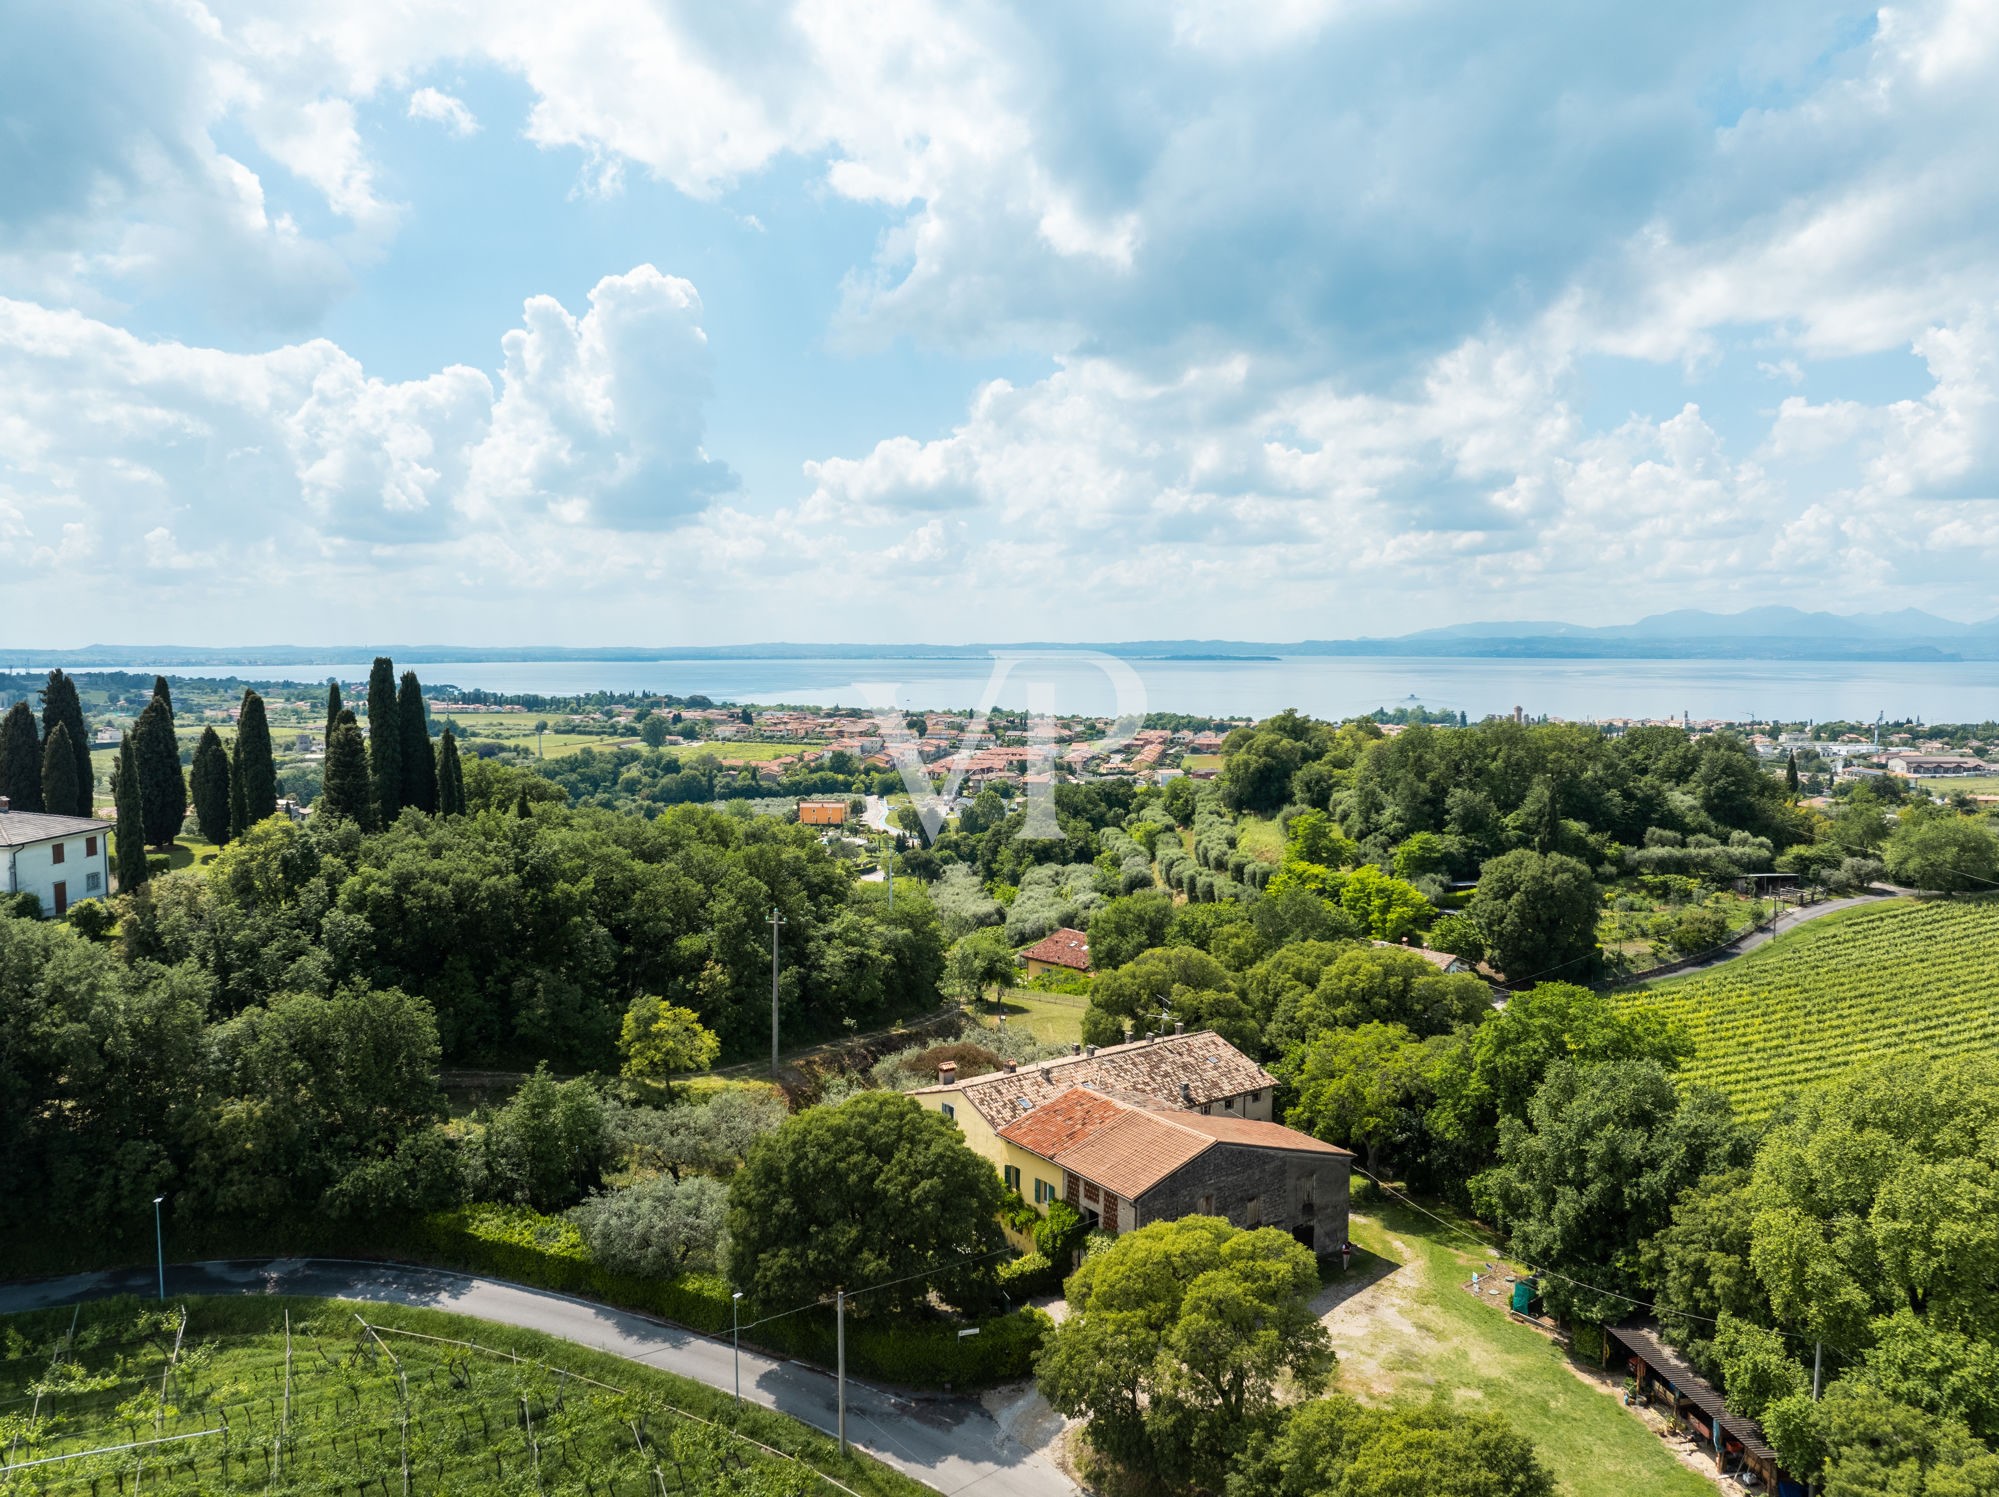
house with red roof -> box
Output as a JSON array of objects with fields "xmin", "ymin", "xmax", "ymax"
[
  {"xmin": 1019, "ymin": 926, "xmax": 1091, "ymax": 978},
  {"xmin": 999, "ymin": 1085, "xmax": 1350, "ymax": 1253}
]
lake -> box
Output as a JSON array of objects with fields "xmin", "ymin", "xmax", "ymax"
[{"xmin": 62, "ymin": 655, "xmax": 1999, "ymax": 723}]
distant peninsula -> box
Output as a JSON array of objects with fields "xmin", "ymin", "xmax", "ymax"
[{"xmin": 8, "ymin": 607, "xmax": 1999, "ymax": 667}]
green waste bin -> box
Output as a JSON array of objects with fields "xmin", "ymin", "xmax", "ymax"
[{"xmin": 1510, "ymin": 1281, "xmax": 1534, "ymax": 1313}]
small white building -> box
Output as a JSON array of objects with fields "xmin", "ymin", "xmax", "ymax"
[{"xmin": 1, "ymin": 805, "xmax": 115, "ymax": 917}]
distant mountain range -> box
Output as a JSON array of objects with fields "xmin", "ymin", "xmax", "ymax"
[{"xmin": 8, "ymin": 608, "xmax": 1999, "ymax": 666}]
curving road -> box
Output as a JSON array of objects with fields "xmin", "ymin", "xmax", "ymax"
[{"xmin": 0, "ymin": 1259, "xmax": 1075, "ymax": 1497}]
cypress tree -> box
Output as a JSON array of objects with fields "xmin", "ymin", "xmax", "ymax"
[
  {"xmin": 132, "ymin": 698, "xmax": 187, "ymax": 846},
  {"xmin": 321, "ymin": 717, "xmax": 376, "ymax": 831},
  {"xmin": 153, "ymin": 676, "xmax": 174, "ymax": 721},
  {"xmin": 39, "ymin": 670, "xmax": 92, "ymax": 815},
  {"xmin": 397, "ymin": 671, "xmax": 437, "ymax": 813},
  {"xmin": 437, "ymin": 729, "xmax": 464, "ymax": 816},
  {"xmin": 228, "ymin": 739, "xmax": 248, "ymax": 839},
  {"xmin": 1785, "ymin": 750, "xmax": 1801, "ymax": 797},
  {"xmin": 40, "ymin": 724, "xmax": 78, "ymax": 820},
  {"xmin": 113, "ymin": 734, "xmax": 148, "ymax": 891},
  {"xmin": 323, "ymin": 680, "xmax": 343, "ymax": 752},
  {"xmin": 190, "ymin": 727, "xmax": 232, "ymax": 844},
  {"xmin": 366, "ymin": 657, "xmax": 402, "ymax": 823},
  {"xmin": 236, "ymin": 690, "xmax": 278, "ymax": 824},
  {"xmin": 0, "ymin": 701, "xmax": 42, "ymax": 811}
]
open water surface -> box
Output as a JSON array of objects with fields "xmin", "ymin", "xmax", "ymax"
[{"xmin": 61, "ymin": 655, "xmax": 1999, "ymax": 723}]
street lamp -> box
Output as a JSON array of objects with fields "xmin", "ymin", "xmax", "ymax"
[
  {"xmin": 152, "ymin": 1196, "xmax": 165, "ymax": 1302},
  {"xmin": 732, "ymin": 1292, "xmax": 745, "ymax": 1407}
]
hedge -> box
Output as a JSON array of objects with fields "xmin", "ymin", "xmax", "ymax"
[{"xmin": 405, "ymin": 1204, "xmax": 1051, "ymax": 1388}]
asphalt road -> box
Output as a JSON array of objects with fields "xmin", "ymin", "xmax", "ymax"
[{"xmin": 0, "ymin": 1259, "xmax": 1075, "ymax": 1497}]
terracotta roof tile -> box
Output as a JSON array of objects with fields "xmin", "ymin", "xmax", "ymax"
[
  {"xmin": 1019, "ymin": 927, "xmax": 1092, "ymax": 971},
  {"xmin": 998, "ymin": 1087, "xmax": 1351, "ymax": 1200},
  {"xmin": 913, "ymin": 1030, "xmax": 1275, "ymax": 1131}
]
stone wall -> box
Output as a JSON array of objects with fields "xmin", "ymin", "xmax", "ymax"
[{"xmin": 1133, "ymin": 1145, "xmax": 1349, "ymax": 1254}]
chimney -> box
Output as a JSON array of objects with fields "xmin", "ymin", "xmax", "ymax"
[
  {"xmin": 937, "ymin": 1060, "xmax": 957, "ymax": 1086},
  {"xmin": 1071, "ymin": 1042, "xmax": 1082, "ymax": 1056},
  {"xmin": 1122, "ymin": 1025, "xmax": 1133, "ymax": 1044},
  {"xmin": 1084, "ymin": 1045, "xmax": 1097, "ymax": 1058},
  {"xmin": 1004, "ymin": 1059, "xmax": 1018, "ymax": 1073},
  {"xmin": 1146, "ymin": 1032, "xmax": 1156, "ymax": 1045},
  {"xmin": 1173, "ymin": 1022, "xmax": 1184, "ymax": 1035},
  {"xmin": 1179, "ymin": 1082, "xmax": 1193, "ymax": 1104},
  {"xmin": 0, "ymin": 795, "xmax": 8, "ymax": 812}
]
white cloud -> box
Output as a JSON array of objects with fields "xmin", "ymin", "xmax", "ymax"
[
  {"xmin": 406, "ymin": 86, "xmax": 480, "ymax": 136},
  {"xmin": 0, "ymin": 266, "xmax": 733, "ymax": 598}
]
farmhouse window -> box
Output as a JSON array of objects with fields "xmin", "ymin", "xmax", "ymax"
[
  {"xmin": 1245, "ymin": 1195, "xmax": 1260, "ymax": 1226},
  {"xmin": 941, "ymin": 1103, "xmax": 955, "ymax": 1121},
  {"xmin": 1004, "ymin": 1165, "xmax": 1021, "ymax": 1192},
  {"xmin": 51, "ymin": 842, "xmax": 65, "ymax": 865},
  {"xmin": 85, "ymin": 836, "xmax": 97, "ymax": 856},
  {"xmin": 85, "ymin": 873, "xmax": 101, "ymax": 892},
  {"xmin": 1082, "ymin": 1180, "xmax": 1099, "ymax": 1204}
]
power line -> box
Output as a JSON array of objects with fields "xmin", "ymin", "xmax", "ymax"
[{"xmin": 1347, "ymin": 1164, "xmax": 1858, "ymax": 1365}]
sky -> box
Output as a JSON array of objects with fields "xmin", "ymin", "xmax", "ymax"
[{"xmin": 4, "ymin": 0, "xmax": 1999, "ymax": 647}]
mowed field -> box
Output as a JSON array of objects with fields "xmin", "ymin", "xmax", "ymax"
[{"xmin": 1613, "ymin": 897, "xmax": 1999, "ymax": 1120}]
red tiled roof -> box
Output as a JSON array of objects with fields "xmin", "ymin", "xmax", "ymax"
[
  {"xmin": 913, "ymin": 1030, "xmax": 1276, "ymax": 1132},
  {"xmin": 1020, "ymin": 927, "xmax": 1091, "ymax": 971},
  {"xmin": 1000, "ymin": 1087, "xmax": 1350, "ymax": 1201}
]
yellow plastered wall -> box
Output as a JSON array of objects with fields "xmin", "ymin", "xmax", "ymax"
[{"xmin": 916, "ymin": 1088, "xmax": 1062, "ymax": 1215}]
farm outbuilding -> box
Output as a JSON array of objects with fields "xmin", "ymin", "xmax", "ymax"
[{"xmin": 1606, "ymin": 1324, "xmax": 1801, "ymax": 1496}]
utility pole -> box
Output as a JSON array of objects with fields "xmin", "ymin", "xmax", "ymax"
[
  {"xmin": 836, "ymin": 1288, "xmax": 847, "ymax": 1456},
  {"xmin": 152, "ymin": 1196, "xmax": 165, "ymax": 1302},
  {"xmin": 732, "ymin": 1292, "xmax": 744, "ymax": 1407},
  {"xmin": 769, "ymin": 906, "xmax": 787, "ymax": 1077}
]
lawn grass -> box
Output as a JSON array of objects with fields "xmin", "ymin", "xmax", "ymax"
[
  {"xmin": 0, "ymin": 1294, "xmax": 928, "ymax": 1497},
  {"xmin": 1233, "ymin": 814, "xmax": 1286, "ymax": 863},
  {"xmin": 969, "ymin": 993, "xmax": 1087, "ymax": 1049},
  {"xmin": 1180, "ymin": 754, "xmax": 1222, "ymax": 771},
  {"xmin": 1331, "ymin": 1200, "xmax": 1714, "ymax": 1497}
]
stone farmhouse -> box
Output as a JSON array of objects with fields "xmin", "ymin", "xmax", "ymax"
[{"xmin": 912, "ymin": 1029, "xmax": 1350, "ymax": 1254}]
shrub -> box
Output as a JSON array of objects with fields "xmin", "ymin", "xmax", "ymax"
[{"xmin": 406, "ymin": 1202, "xmax": 1047, "ymax": 1386}]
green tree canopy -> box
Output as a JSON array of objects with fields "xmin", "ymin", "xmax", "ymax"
[
  {"xmin": 1883, "ymin": 813, "xmax": 1999, "ymax": 893},
  {"xmin": 320, "ymin": 717, "xmax": 375, "ymax": 830},
  {"xmin": 0, "ymin": 701, "xmax": 43, "ymax": 811},
  {"xmin": 1225, "ymin": 1394, "xmax": 1555, "ymax": 1497},
  {"xmin": 189, "ymin": 726, "xmax": 232, "ymax": 844},
  {"xmin": 1746, "ymin": 1055, "xmax": 1999, "ymax": 1353},
  {"xmin": 1285, "ymin": 1021, "xmax": 1439, "ymax": 1178},
  {"xmin": 39, "ymin": 723, "xmax": 79, "ymax": 825},
  {"xmin": 1478, "ymin": 1058, "xmax": 1748, "ymax": 1322},
  {"xmin": 132, "ymin": 698, "xmax": 186, "ymax": 845},
  {"xmin": 437, "ymin": 728, "xmax": 466, "ymax": 815},
  {"xmin": 1036, "ymin": 1216, "xmax": 1333, "ymax": 1485},
  {"xmin": 181, "ymin": 987, "xmax": 456, "ymax": 1221},
  {"xmin": 1339, "ymin": 865, "xmax": 1433, "ymax": 942},
  {"xmin": 724, "ymin": 1091, "xmax": 1004, "ymax": 1315},
  {"xmin": 367, "ymin": 656, "xmax": 403, "ymax": 821},
  {"xmin": 1467, "ymin": 849, "xmax": 1600, "ymax": 982},
  {"xmin": 397, "ymin": 671, "xmax": 437, "ymax": 814},
  {"xmin": 111, "ymin": 733, "xmax": 149, "ymax": 892},
  {"xmin": 618, "ymin": 995, "xmax": 721, "ymax": 1095},
  {"xmin": 1083, "ymin": 944, "xmax": 1251, "ymax": 1050},
  {"xmin": 944, "ymin": 927, "xmax": 1016, "ymax": 1002},
  {"xmin": 1263, "ymin": 945, "xmax": 1490, "ymax": 1057},
  {"xmin": 470, "ymin": 1064, "xmax": 605, "ymax": 1212},
  {"xmin": 38, "ymin": 669, "xmax": 92, "ymax": 816},
  {"xmin": 236, "ymin": 690, "xmax": 278, "ymax": 824},
  {"xmin": 1086, "ymin": 890, "xmax": 1174, "ymax": 971}
]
